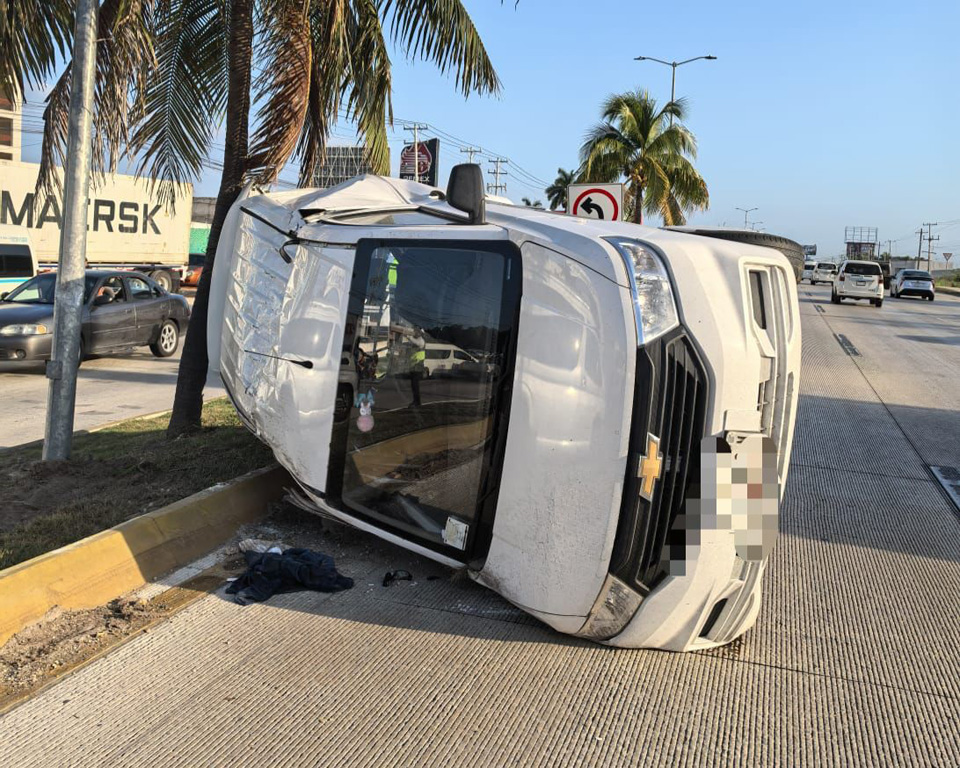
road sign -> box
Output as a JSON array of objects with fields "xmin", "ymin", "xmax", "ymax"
[
  {"xmin": 944, "ymin": 253, "xmax": 953, "ymax": 262},
  {"xmin": 567, "ymin": 183, "xmax": 623, "ymax": 222}
]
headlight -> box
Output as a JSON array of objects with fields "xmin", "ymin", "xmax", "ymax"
[
  {"xmin": 0, "ymin": 324, "xmax": 49, "ymax": 336},
  {"xmin": 606, "ymin": 238, "xmax": 679, "ymax": 345}
]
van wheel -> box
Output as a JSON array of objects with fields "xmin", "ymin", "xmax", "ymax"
[
  {"xmin": 872, "ymin": 298, "xmax": 883, "ymax": 308},
  {"xmin": 150, "ymin": 320, "xmax": 180, "ymax": 357},
  {"xmin": 831, "ymin": 292, "xmax": 840, "ymax": 304}
]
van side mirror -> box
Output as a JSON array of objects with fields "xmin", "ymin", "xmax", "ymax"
[
  {"xmin": 446, "ymin": 164, "xmax": 486, "ymax": 225},
  {"xmin": 0, "ymin": 292, "xmax": 7, "ymax": 300}
]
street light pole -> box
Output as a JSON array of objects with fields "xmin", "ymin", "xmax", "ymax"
[
  {"xmin": 43, "ymin": 0, "xmax": 99, "ymax": 461},
  {"xmin": 736, "ymin": 207, "xmax": 758, "ymax": 228},
  {"xmin": 634, "ymin": 54, "xmax": 717, "ymax": 124}
]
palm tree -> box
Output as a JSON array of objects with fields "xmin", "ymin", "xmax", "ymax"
[
  {"xmin": 12, "ymin": 0, "xmax": 502, "ymax": 435},
  {"xmin": 545, "ymin": 167, "xmax": 574, "ymax": 211},
  {"xmin": 579, "ymin": 89, "xmax": 708, "ymax": 225},
  {"xmin": 521, "ymin": 196, "xmax": 542, "ymax": 208}
]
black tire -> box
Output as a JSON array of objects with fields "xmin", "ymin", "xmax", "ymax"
[
  {"xmin": 872, "ymin": 298, "xmax": 883, "ymax": 308},
  {"xmin": 928, "ymin": 295, "xmax": 935, "ymax": 302},
  {"xmin": 150, "ymin": 319, "xmax": 180, "ymax": 357},
  {"xmin": 150, "ymin": 269, "xmax": 174, "ymax": 293},
  {"xmin": 831, "ymin": 292, "xmax": 841, "ymax": 304}
]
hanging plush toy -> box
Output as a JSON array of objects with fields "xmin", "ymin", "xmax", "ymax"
[{"xmin": 355, "ymin": 390, "xmax": 375, "ymax": 433}]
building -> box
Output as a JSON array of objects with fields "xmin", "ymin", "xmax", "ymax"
[{"xmin": 0, "ymin": 85, "xmax": 22, "ymax": 163}]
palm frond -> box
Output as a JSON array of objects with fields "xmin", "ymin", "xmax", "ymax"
[
  {"xmin": 380, "ymin": 0, "xmax": 500, "ymax": 96},
  {"xmin": 128, "ymin": 0, "xmax": 228, "ymax": 207},
  {"xmin": 247, "ymin": 0, "xmax": 312, "ymax": 183},
  {"xmin": 340, "ymin": 0, "xmax": 392, "ymax": 175},
  {"xmin": 0, "ymin": 0, "xmax": 73, "ymax": 93},
  {"xmin": 37, "ymin": 0, "xmax": 156, "ymax": 200}
]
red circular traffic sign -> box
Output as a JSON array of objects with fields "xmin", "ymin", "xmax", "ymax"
[{"xmin": 572, "ymin": 188, "xmax": 619, "ymax": 221}]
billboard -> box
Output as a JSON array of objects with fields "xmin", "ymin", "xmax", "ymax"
[
  {"xmin": 846, "ymin": 242, "xmax": 876, "ymax": 259},
  {"xmin": 313, "ymin": 145, "xmax": 378, "ymax": 189},
  {"xmin": 802, "ymin": 244, "xmax": 817, "ymax": 256},
  {"xmin": 399, "ymin": 138, "xmax": 440, "ymax": 186}
]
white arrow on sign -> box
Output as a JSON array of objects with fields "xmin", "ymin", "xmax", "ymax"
[{"xmin": 567, "ymin": 183, "xmax": 623, "ymax": 222}]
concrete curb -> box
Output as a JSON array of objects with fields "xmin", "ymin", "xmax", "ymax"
[
  {"xmin": 937, "ymin": 285, "xmax": 960, "ymax": 296},
  {"xmin": 0, "ymin": 464, "xmax": 290, "ymax": 647}
]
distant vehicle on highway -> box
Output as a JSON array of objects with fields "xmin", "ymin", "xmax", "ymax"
[
  {"xmin": 832, "ymin": 260, "xmax": 884, "ymax": 307},
  {"xmin": 801, "ymin": 260, "xmax": 817, "ymax": 282},
  {"xmin": 890, "ymin": 269, "xmax": 935, "ymax": 301},
  {"xmin": 181, "ymin": 252, "xmax": 206, "ymax": 288},
  {"xmin": 0, "ymin": 270, "xmax": 190, "ymax": 362},
  {"xmin": 811, "ymin": 262, "xmax": 838, "ymax": 284}
]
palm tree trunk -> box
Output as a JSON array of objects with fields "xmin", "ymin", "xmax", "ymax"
[
  {"xmin": 633, "ymin": 184, "xmax": 643, "ymax": 224},
  {"xmin": 167, "ymin": 0, "xmax": 253, "ymax": 437}
]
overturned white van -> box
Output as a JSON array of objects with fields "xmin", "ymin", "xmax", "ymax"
[{"xmin": 207, "ymin": 166, "xmax": 800, "ymax": 651}]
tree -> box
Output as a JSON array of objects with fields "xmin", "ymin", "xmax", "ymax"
[
  {"xmin": 17, "ymin": 0, "xmax": 501, "ymax": 436},
  {"xmin": 521, "ymin": 196, "xmax": 542, "ymax": 208},
  {"xmin": 579, "ymin": 89, "xmax": 708, "ymax": 225},
  {"xmin": 545, "ymin": 167, "xmax": 574, "ymax": 211}
]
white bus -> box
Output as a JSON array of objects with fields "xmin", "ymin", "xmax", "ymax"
[{"xmin": 0, "ymin": 224, "xmax": 36, "ymax": 295}]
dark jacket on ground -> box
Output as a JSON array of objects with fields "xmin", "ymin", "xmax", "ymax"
[{"xmin": 226, "ymin": 548, "xmax": 353, "ymax": 605}]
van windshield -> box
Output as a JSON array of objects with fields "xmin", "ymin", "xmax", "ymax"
[{"xmin": 331, "ymin": 241, "xmax": 520, "ymax": 557}]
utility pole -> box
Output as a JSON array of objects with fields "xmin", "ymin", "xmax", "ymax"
[
  {"xmin": 885, "ymin": 239, "xmax": 893, "ymax": 260},
  {"xmin": 487, "ymin": 158, "xmax": 508, "ymax": 194},
  {"xmin": 460, "ymin": 146, "xmax": 482, "ymax": 164},
  {"xmin": 916, "ymin": 228, "xmax": 924, "ymax": 269},
  {"xmin": 43, "ymin": 0, "xmax": 99, "ymax": 461},
  {"xmin": 403, "ymin": 123, "xmax": 428, "ymax": 183},
  {"xmin": 922, "ymin": 223, "xmax": 939, "ymax": 271},
  {"xmin": 736, "ymin": 207, "xmax": 758, "ymax": 228}
]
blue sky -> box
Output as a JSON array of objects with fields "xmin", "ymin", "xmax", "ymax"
[
  {"xmin": 378, "ymin": 0, "xmax": 960, "ymax": 257},
  {"xmin": 18, "ymin": 0, "xmax": 960, "ymax": 257}
]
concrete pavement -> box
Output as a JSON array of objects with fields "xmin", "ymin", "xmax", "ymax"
[
  {"xmin": 2, "ymin": 285, "xmax": 959, "ymax": 766},
  {"xmin": 0, "ymin": 347, "xmax": 224, "ymax": 448}
]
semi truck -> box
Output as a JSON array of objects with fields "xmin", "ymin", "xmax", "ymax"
[{"xmin": 0, "ymin": 160, "xmax": 192, "ymax": 292}]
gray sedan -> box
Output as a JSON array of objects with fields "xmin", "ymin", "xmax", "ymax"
[{"xmin": 0, "ymin": 270, "xmax": 191, "ymax": 362}]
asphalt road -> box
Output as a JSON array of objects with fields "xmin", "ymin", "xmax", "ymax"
[
  {"xmin": 0, "ymin": 342, "xmax": 224, "ymax": 449},
  {"xmin": 2, "ymin": 284, "xmax": 960, "ymax": 765}
]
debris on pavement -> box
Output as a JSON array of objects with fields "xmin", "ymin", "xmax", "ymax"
[
  {"xmin": 225, "ymin": 548, "xmax": 354, "ymax": 605},
  {"xmin": 382, "ymin": 570, "xmax": 413, "ymax": 587},
  {"xmin": 237, "ymin": 538, "xmax": 283, "ymax": 554}
]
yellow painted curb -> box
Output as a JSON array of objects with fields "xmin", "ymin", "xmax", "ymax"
[{"xmin": 0, "ymin": 464, "xmax": 290, "ymax": 647}]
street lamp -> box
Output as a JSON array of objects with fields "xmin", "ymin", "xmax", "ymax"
[
  {"xmin": 736, "ymin": 207, "xmax": 758, "ymax": 228},
  {"xmin": 634, "ymin": 54, "xmax": 717, "ymax": 121}
]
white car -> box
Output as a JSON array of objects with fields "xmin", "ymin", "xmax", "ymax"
[
  {"xmin": 207, "ymin": 168, "xmax": 801, "ymax": 651},
  {"xmin": 890, "ymin": 269, "xmax": 935, "ymax": 301},
  {"xmin": 811, "ymin": 261, "xmax": 838, "ymax": 284},
  {"xmin": 832, "ymin": 260, "xmax": 884, "ymax": 307},
  {"xmin": 801, "ymin": 260, "xmax": 817, "ymax": 283}
]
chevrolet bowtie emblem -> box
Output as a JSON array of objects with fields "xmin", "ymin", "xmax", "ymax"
[{"xmin": 638, "ymin": 434, "xmax": 663, "ymax": 500}]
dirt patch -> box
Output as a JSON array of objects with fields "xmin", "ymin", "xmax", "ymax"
[{"xmin": 0, "ymin": 398, "xmax": 272, "ymax": 569}]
